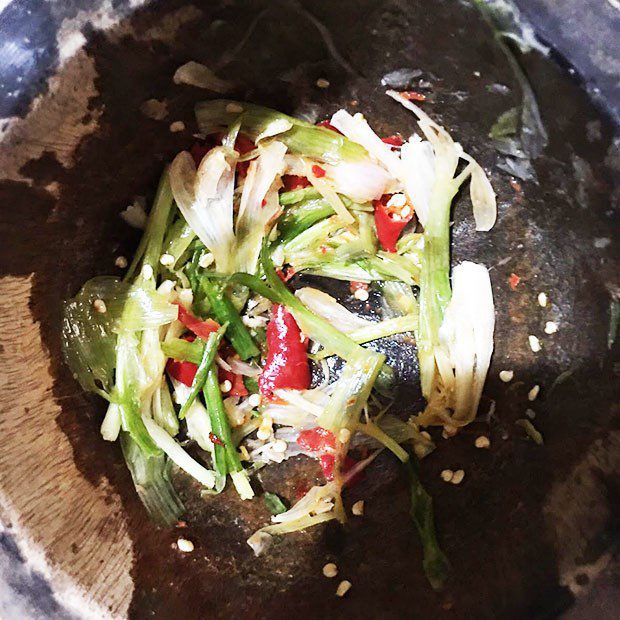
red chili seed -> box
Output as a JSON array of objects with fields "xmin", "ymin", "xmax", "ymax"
[{"xmin": 311, "ymin": 164, "xmax": 326, "ymax": 178}]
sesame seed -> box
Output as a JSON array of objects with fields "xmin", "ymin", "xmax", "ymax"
[
  {"xmin": 475, "ymin": 435, "xmax": 490, "ymax": 449},
  {"xmin": 225, "ymin": 102, "xmax": 244, "ymax": 113},
  {"xmin": 239, "ymin": 445, "xmax": 250, "ymax": 460},
  {"xmin": 248, "ymin": 393, "xmax": 261, "ymax": 408},
  {"xmin": 93, "ymin": 299, "xmax": 107, "ymax": 313},
  {"xmin": 322, "ymin": 562, "xmax": 338, "ymax": 578},
  {"xmin": 178, "ymin": 289, "xmax": 193, "ymax": 306},
  {"xmin": 420, "ymin": 431, "xmax": 431, "ymax": 441},
  {"xmin": 440, "ymin": 469, "xmax": 454, "ymax": 483},
  {"xmin": 169, "ymin": 120, "xmax": 185, "ymax": 132},
  {"xmin": 336, "ymin": 580, "xmax": 352, "ymax": 597},
  {"xmin": 316, "ymin": 78, "xmax": 330, "ymax": 89},
  {"xmin": 351, "ymin": 500, "xmax": 364, "ymax": 516},
  {"xmin": 451, "ymin": 469, "xmax": 465, "ymax": 485},
  {"xmin": 272, "ymin": 439, "xmax": 287, "ymax": 453},
  {"xmin": 177, "ymin": 538, "xmax": 194, "ymax": 552},
  {"xmin": 387, "ymin": 193, "xmax": 407, "ymax": 208},
  {"xmin": 141, "ymin": 264, "xmax": 154, "ymax": 280},
  {"xmin": 529, "ymin": 335, "xmax": 542, "ymax": 352},
  {"xmin": 473, "ymin": 70, "xmax": 481, "ymax": 77},
  {"xmin": 528, "ymin": 385, "xmax": 540, "ymax": 401},
  {"xmin": 257, "ymin": 428, "xmax": 271, "ymax": 441},
  {"xmin": 339, "ymin": 428, "xmax": 352, "ymax": 444},
  {"xmin": 354, "ymin": 288, "xmax": 369, "ymax": 301},
  {"xmin": 198, "ymin": 253, "xmax": 214, "ymax": 268},
  {"xmin": 499, "ymin": 370, "xmax": 514, "ymax": 382},
  {"xmin": 219, "ymin": 380, "xmax": 232, "ymax": 393},
  {"xmin": 538, "ymin": 292, "xmax": 548, "ymax": 307},
  {"xmin": 544, "ymin": 321, "xmax": 558, "ymax": 335},
  {"xmin": 525, "ymin": 408, "xmax": 536, "ymax": 419},
  {"xmin": 160, "ymin": 253, "xmax": 175, "ymax": 267},
  {"xmin": 114, "ymin": 255, "xmax": 128, "ymax": 268}
]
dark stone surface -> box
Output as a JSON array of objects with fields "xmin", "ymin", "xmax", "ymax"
[{"xmin": 0, "ymin": 0, "xmax": 617, "ymax": 618}]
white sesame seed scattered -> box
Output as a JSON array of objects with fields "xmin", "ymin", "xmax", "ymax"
[
  {"xmin": 169, "ymin": 120, "xmax": 185, "ymax": 133},
  {"xmin": 473, "ymin": 70, "xmax": 481, "ymax": 77},
  {"xmin": 529, "ymin": 335, "xmax": 542, "ymax": 352},
  {"xmin": 353, "ymin": 288, "xmax": 369, "ymax": 301},
  {"xmin": 316, "ymin": 78, "xmax": 330, "ymax": 89},
  {"xmin": 440, "ymin": 469, "xmax": 454, "ymax": 483},
  {"xmin": 219, "ymin": 380, "xmax": 232, "ymax": 393},
  {"xmin": 351, "ymin": 500, "xmax": 364, "ymax": 516},
  {"xmin": 387, "ymin": 193, "xmax": 407, "ymax": 208},
  {"xmin": 198, "ymin": 253, "xmax": 214, "ymax": 268},
  {"xmin": 160, "ymin": 253, "xmax": 175, "ymax": 267},
  {"xmin": 178, "ymin": 288, "xmax": 193, "ymax": 306},
  {"xmin": 322, "ymin": 562, "xmax": 338, "ymax": 578},
  {"xmin": 114, "ymin": 255, "xmax": 128, "ymax": 268},
  {"xmin": 248, "ymin": 393, "xmax": 262, "ymax": 408},
  {"xmin": 528, "ymin": 385, "xmax": 540, "ymax": 401},
  {"xmin": 537, "ymin": 292, "xmax": 548, "ymax": 307},
  {"xmin": 475, "ymin": 435, "xmax": 490, "ymax": 449},
  {"xmin": 177, "ymin": 538, "xmax": 194, "ymax": 552},
  {"xmin": 499, "ymin": 370, "xmax": 514, "ymax": 383},
  {"xmin": 451, "ymin": 469, "xmax": 465, "ymax": 485},
  {"xmin": 93, "ymin": 299, "xmax": 107, "ymax": 313},
  {"xmin": 339, "ymin": 428, "xmax": 352, "ymax": 444},
  {"xmin": 257, "ymin": 428, "xmax": 271, "ymax": 441},
  {"xmin": 239, "ymin": 445, "xmax": 250, "ymax": 461},
  {"xmin": 544, "ymin": 321, "xmax": 558, "ymax": 335},
  {"xmin": 272, "ymin": 439, "xmax": 287, "ymax": 453},
  {"xmin": 336, "ymin": 580, "xmax": 352, "ymax": 597},
  {"xmin": 420, "ymin": 431, "xmax": 431, "ymax": 441},
  {"xmin": 141, "ymin": 264, "xmax": 154, "ymax": 280},
  {"xmin": 225, "ymin": 102, "xmax": 244, "ymax": 113},
  {"xmin": 525, "ymin": 408, "xmax": 536, "ymax": 419}
]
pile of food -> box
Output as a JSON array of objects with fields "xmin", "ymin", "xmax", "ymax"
[{"xmin": 62, "ymin": 91, "xmax": 496, "ymax": 590}]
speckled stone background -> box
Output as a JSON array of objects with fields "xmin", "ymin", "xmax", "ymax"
[{"xmin": 0, "ymin": 0, "xmax": 617, "ymax": 618}]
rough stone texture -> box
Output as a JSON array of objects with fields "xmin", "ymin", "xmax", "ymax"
[{"xmin": 0, "ymin": 0, "xmax": 617, "ymax": 618}]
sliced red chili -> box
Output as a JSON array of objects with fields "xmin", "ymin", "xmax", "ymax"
[
  {"xmin": 509, "ymin": 273, "xmax": 521, "ymax": 290},
  {"xmin": 190, "ymin": 142, "xmax": 213, "ymax": 167},
  {"xmin": 318, "ymin": 454, "xmax": 362, "ymax": 485},
  {"xmin": 381, "ymin": 134, "xmax": 405, "ymax": 147},
  {"xmin": 175, "ymin": 303, "xmax": 220, "ymax": 340},
  {"xmin": 311, "ymin": 164, "xmax": 326, "ymax": 178},
  {"xmin": 297, "ymin": 427, "xmax": 336, "ymax": 453},
  {"xmin": 259, "ymin": 304, "xmax": 310, "ymax": 399},
  {"xmin": 209, "ymin": 432, "xmax": 225, "ymax": 446},
  {"xmin": 234, "ymin": 133, "xmax": 255, "ymax": 155},
  {"xmin": 218, "ymin": 366, "xmax": 248, "ymax": 397},
  {"xmin": 373, "ymin": 194, "xmax": 415, "ymax": 253},
  {"xmin": 282, "ymin": 175, "xmax": 311, "ymax": 191},
  {"xmin": 166, "ymin": 358, "xmax": 198, "ymax": 387},
  {"xmin": 316, "ymin": 120, "xmax": 342, "ymax": 134},
  {"xmin": 401, "ymin": 90, "xmax": 427, "ymax": 101}
]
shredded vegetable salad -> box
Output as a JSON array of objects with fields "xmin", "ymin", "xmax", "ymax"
[{"xmin": 62, "ymin": 92, "xmax": 496, "ymax": 590}]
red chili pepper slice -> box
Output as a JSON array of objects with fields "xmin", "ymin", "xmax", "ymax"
[
  {"xmin": 316, "ymin": 120, "xmax": 342, "ymax": 134},
  {"xmin": 234, "ymin": 133, "xmax": 255, "ymax": 155},
  {"xmin": 318, "ymin": 454, "xmax": 363, "ymax": 485},
  {"xmin": 166, "ymin": 358, "xmax": 198, "ymax": 387},
  {"xmin": 349, "ymin": 281, "xmax": 369, "ymax": 295},
  {"xmin": 259, "ymin": 304, "xmax": 311, "ymax": 399},
  {"xmin": 218, "ymin": 366, "xmax": 248, "ymax": 397},
  {"xmin": 381, "ymin": 134, "xmax": 404, "ymax": 147},
  {"xmin": 209, "ymin": 432, "xmax": 225, "ymax": 446},
  {"xmin": 175, "ymin": 303, "xmax": 220, "ymax": 340},
  {"xmin": 282, "ymin": 175, "xmax": 311, "ymax": 191},
  {"xmin": 190, "ymin": 142, "xmax": 213, "ymax": 167},
  {"xmin": 373, "ymin": 194, "xmax": 415, "ymax": 253},
  {"xmin": 311, "ymin": 164, "xmax": 326, "ymax": 178},
  {"xmin": 509, "ymin": 273, "xmax": 521, "ymax": 290},
  {"xmin": 297, "ymin": 427, "xmax": 336, "ymax": 452},
  {"xmin": 401, "ymin": 91, "xmax": 427, "ymax": 101}
]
